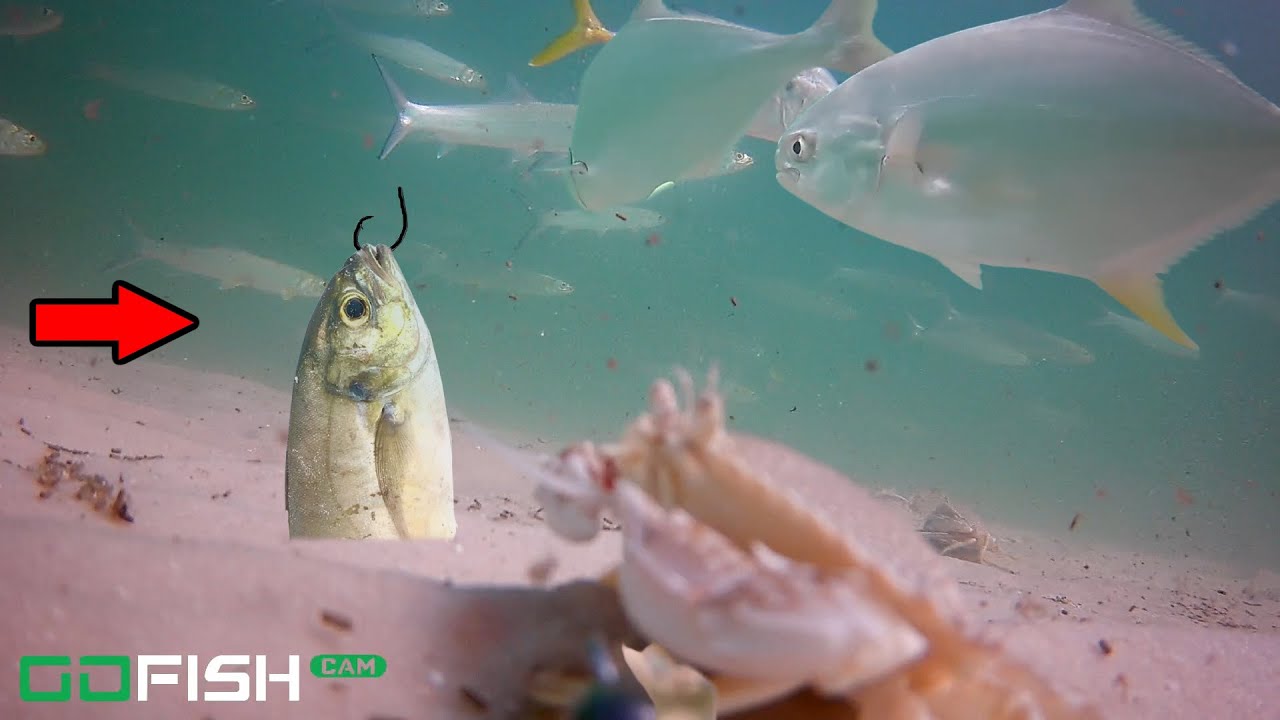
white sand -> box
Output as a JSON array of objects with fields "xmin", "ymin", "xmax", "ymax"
[{"xmin": 0, "ymin": 324, "xmax": 1276, "ymax": 718}]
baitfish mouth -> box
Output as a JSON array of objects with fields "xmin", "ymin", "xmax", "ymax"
[{"xmin": 355, "ymin": 244, "xmax": 401, "ymax": 302}]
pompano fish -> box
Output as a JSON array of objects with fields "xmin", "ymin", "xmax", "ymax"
[
  {"xmin": 0, "ymin": 5, "xmax": 62, "ymax": 36},
  {"xmin": 375, "ymin": 56, "xmax": 572, "ymax": 161},
  {"xmin": 286, "ymin": 243, "xmax": 456, "ymax": 540},
  {"xmin": 1091, "ymin": 307, "xmax": 1199, "ymax": 358},
  {"xmin": 0, "ymin": 118, "xmax": 46, "ymax": 156},
  {"xmin": 330, "ymin": 14, "xmax": 484, "ymax": 90},
  {"xmin": 531, "ymin": 0, "xmax": 837, "ymax": 145},
  {"xmin": 776, "ymin": 0, "xmax": 1280, "ymax": 352},
  {"xmin": 565, "ymin": 0, "xmax": 890, "ymax": 211},
  {"xmin": 88, "ymin": 63, "xmax": 255, "ymax": 111},
  {"xmin": 110, "ymin": 215, "xmax": 326, "ymax": 300}
]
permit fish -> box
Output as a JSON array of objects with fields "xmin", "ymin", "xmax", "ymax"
[
  {"xmin": 329, "ymin": 13, "xmax": 484, "ymax": 90},
  {"xmin": 111, "ymin": 215, "xmax": 326, "ymax": 300},
  {"xmin": 286, "ymin": 243, "xmax": 456, "ymax": 540},
  {"xmin": 374, "ymin": 56, "xmax": 572, "ymax": 161},
  {"xmin": 0, "ymin": 5, "xmax": 62, "ymax": 36},
  {"xmin": 1091, "ymin": 307, "xmax": 1200, "ymax": 358},
  {"xmin": 564, "ymin": 0, "xmax": 890, "ymax": 211},
  {"xmin": 531, "ymin": 0, "xmax": 838, "ymax": 144},
  {"xmin": 776, "ymin": 0, "xmax": 1280, "ymax": 352},
  {"xmin": 88, "ymin": 63, "xmax": 255, "ymax": 111},
  {"xmin": 0, "ymin": 118, "xmax": 46, "ymax": 156}
]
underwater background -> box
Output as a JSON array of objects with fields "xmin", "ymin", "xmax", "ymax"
[{"xmin": 1, "ymin": 0, "xmax": 1276, "ymax": 570}]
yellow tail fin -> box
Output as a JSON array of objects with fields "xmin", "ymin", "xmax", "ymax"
[
  {"xmin": 529, "ymin": 0, "xmax": 615, "ymax": 67},
  {"xmin": 1094, "ymin": 271, "xmax": 1198, "ymax": 350}
]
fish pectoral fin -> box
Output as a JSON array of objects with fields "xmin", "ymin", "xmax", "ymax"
[
  {"xmin": 939, "ymin": 259, "xmax": 984, "ymax": 290},
  {"xmin": 435, "ymin": 142, "xmax": 456, "ymax": 159},
  {"xmin": 528, "ymin": 0, "xmax": 615, "ymax": 67},
  {"xmin": 374, "ymin": 401, "xmax": 456, "ymax": 540},
  {"xmin": 1093, "ymin": 271, "xmax": 1198, "ymax": 350},
  {"xmin": 877, "ymin": 108, "xmax": 925, "ymax": 190}
]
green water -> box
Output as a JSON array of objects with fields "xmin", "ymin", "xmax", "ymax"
[{"xmin": 2, "ymin": 0, "xmax": 1276, "ymax": 570}]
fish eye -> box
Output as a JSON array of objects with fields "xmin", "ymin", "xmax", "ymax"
[
  {"xmin": 240, "ymin": 94, "xmax": 252, "ymax": 104},
  {"xmin": 25, "ymin": 134, "xmax": 36, "ymax": 143},
  {"xmin": 340, "ymin": 293, "xmax": 370, "ymax": 325},
  {"xmin": 788, "ymin": 132, "xmax": 815, "ymax": 162},
  {"xmin": 41, "ymin": 7, "xmax": 53, "ymax": 15}
]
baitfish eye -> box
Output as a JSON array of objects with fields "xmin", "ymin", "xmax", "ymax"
[
  {"xmin": 340, "ymin": 293, "xmax": 370, "ymax": 325},
  {"xmin": 25, "ymin": 134, "xmax": 36, "ymax": 143},
  {"xmin": 240, "ymin": 94, "xmax": 251, "ymax": 104},
  {"xmin": 42, "ymin": 7, "xmax": 53, "ymax": 15},
  {"xmin": 788, "ymin": 131, "xmax": 816, "ymax": 162}
]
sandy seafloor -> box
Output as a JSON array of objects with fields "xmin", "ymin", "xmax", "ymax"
[{"xmin": 0, "ymin": 322, "xmax": 1277, "ymax": 720}]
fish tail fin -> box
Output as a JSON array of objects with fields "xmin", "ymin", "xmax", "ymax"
[
  {"xmin": 103, "ymin": 213, "xmax": 156, "ymax": 274},
  {"xmin": 811, "ymin": 0, "xmax": 893, "ymax": 75},
  {"xmin": 1094, "ymin": 272, "xmax": 1198, "ymax": 350},
  {"xmin": 529, "ymin": 0, "xmax": 615, "ymax": 67},
  {"xmin": 372, "ymin": 55, "xmax": 415, "ymax": 160}
]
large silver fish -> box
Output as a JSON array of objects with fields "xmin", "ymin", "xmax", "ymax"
[
  {"xmin": 776, "ymin": 0, "xmax": 1280, "ymax": 351},
  {"xmin": 286, "ymin": 243, "xmax": 456, "ymax": 540},
  {"xmin": 529, "ymin": 0, "xmax": 838, "ymax": 144},
  {"xmin": 565, "ymin": 0, "xmax": 890, "ymax": 212}
]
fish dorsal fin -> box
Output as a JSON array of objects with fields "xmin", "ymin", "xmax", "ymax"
[
  {"xmin": 876, "ymin": 108, "xmax": 925, "ymax": 189},
  {"xmin": 630, "ymin": 0, "xmax": 678, "ymax": 22},
  {"xmin": 499, "ymin": 73, "xmax": 538, "ymax": 103},
  {"xmin": 1059, "ymin": 0, "xmax": 1237, "ymax": 77}
]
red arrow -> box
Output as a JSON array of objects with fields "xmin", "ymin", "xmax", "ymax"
[{"xmin": 29, "ymin": 281, "xmax": 199, "ymax": 365}]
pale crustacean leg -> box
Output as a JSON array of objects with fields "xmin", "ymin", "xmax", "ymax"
[{"xmin": 613, "ymin": 481, "xmax": 929, "ymax": 711}]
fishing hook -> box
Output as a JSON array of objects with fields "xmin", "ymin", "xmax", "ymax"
[{"xmin": 353, "ymin": 185, "xmax": 408, "ymax": 251}]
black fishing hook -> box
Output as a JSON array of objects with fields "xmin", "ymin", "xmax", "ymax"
[{"xmin": 353, "ymin": 185, "xmax": 408, "ymax": 251}]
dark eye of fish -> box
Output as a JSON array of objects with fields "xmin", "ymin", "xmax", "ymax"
[
  {"xmin": 792, "ymin": 138, "xmax": 803, "ymax": 156},
  {"xmin": 347, "ymin": 380, "xmax": 372, "ymax": 402},
  {"xmin": 343, "ymin": 296, "xmax": 368, "ymax": 321}
]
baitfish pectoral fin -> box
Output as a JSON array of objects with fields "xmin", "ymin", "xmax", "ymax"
[
  {"xmin": 1094, "ymin": 271, "xmax": 1197, "ymax": 350},
  {"xmin": 529, "ymin": 0, "xmax": 616, "ymax": 67},
  {"xmin": 374, "ymin": 401, "xmax": 457, "ymax": 540}
]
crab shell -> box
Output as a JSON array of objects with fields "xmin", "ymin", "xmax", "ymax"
[{"xmin": 540, "ymin": 368, "xmax": 1100, "ymax": 719}]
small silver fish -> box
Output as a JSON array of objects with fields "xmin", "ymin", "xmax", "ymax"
[
  {"xmin": 0, "ymin": 5, "xmax": 62, "ymax": 36},
  {"xmin": 909, "ymin": 308, "xmax": 1093, "ymax": 367},
  {"xmin": 302, "ymin": 0, "xmax": 449, "ymax": 18},
  {"xmin": 534, "ymin": 206, "xmax": 666, "ymax": 237},
  {"xmin": 744, "ymin": 67, "xmax": 838, "ymax": 143},
  {"xmin": 777, "ymin": 0, "xmax": 1280, "ymax": 352},
  {"xmin": 334, "ymin": 14, "xmax": 484, "ymax": 90},
  {"xmin": 111, "ymin": 215, "xmax": 326, "ymax": 300},
  {"xmin": 566, "ymin": 0, "xmax": 890, "ymax": 211},
  {"xmin": 88, "ymin": 63, "xmax": 256, "ymax": 111},
  {"xmin": 374, "ymin": 57, "xmax": 571, "ymax": 161},
  {"xmin": 0, "ymin": 118, "xmax": 46, "ymax": 156}
]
